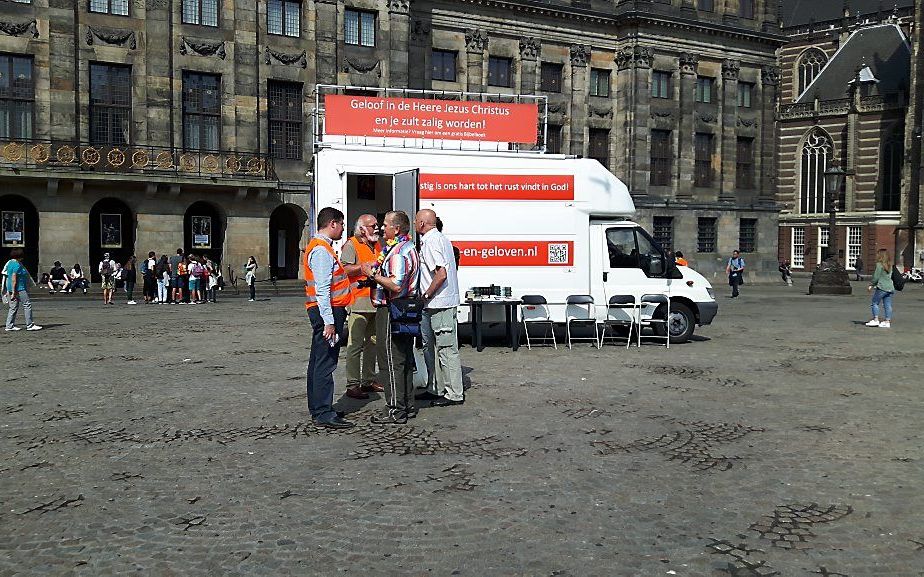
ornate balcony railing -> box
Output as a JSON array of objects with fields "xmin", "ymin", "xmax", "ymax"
[
  {"xmin": 0, "ymin": 140, "xmax": 276, "ymax": 181},
  {"xmin": 779, "ymin": 93, "xmax": 905, "ymax": 119}
]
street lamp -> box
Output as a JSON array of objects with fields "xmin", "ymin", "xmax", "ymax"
[{"xmin": 823, "ymin": 165, "xmax": 846, "ymax": 262}]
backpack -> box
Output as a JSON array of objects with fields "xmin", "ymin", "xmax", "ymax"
[
  {"xmin": 891, "ymin": 266, "xmax": 905, "ymax": 292},
  {"xmin": 140, "ymin": 259, "xmax": 149, "ymax": 275},
  {"xmin": 100, "ymin": 259, "xmax": 113, "ymax": 277}
]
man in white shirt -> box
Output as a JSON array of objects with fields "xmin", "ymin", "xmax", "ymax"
[
  {"xmin": 414, "ymin": 209, "xmax": 464, "ymax": 407},
  {"xmin": 98, "ymin": 253, "xmax": 119, "ymax": 305}
]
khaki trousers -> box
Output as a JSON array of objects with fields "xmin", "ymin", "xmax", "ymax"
[{"xmin": 345, "ymin": 310, "xmax": 377, "ymax": 387}]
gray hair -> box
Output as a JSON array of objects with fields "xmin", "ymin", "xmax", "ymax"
[{"xmin": 354, "ymin": 214, "xmax": 375, "ymax": 236}]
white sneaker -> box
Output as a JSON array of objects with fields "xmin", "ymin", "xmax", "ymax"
[
  {"xmin": 26, "ymin": 325, "xmax": 42, "ymax": 331},
  {"xmin": 878, "ymin": 321, "xmax": 891, "ymax": 328},
  {"xmin": 248, "ymin": 299, "xmax": 255, "ymax": 302},
  {"xmin": 5, "ymin": 326, "xmax": 21, "ymax": 331},
  {"xmin": 127, "ymin": 301, "xmax": 137, "ymax": 305},
  {"xmin": 865, "ymin": 319, "xmax": 880, "ymax": 327}
]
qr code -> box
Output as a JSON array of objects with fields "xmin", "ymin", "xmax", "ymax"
[{"xmin": 547, "ymin": 243, "xmax": 569, "ymax": 265}]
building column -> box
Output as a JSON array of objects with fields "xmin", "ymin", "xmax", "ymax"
[
  {"xmin": 465, "ymin": 29, "xmax": 488, "ymax": 93},
  {"xmin": 719, "ymin": 59, "xmax": 740, "ymax": 202},
  {"xmin": 677, "ymin": 53, "xmax": 698, "ymax": 201},
  {"xmin": 759, "ymin": 65, "xmax": 780, "ymax": 204},
  {"xmin": 569, "ymin": 45, "xmax": 590, "ymax": 156},
  {"xmin": 846, "ymin": 79, "xmax": 860, "ymax": 211},
  {"xmin": 388, "ymin": 0, "xmax": 411, "ymax": 88},
  {"xmin": 408, "ymin": 17, "xmax": 430, "ymax": 89},
  {"xmin": 615, "ymin": 45, "xmax": 652, "ymax": 196},
  {"xmin": 315, "ymin": 0, "xmax": 339, "ymax": 84},
  {"xmin": 519, "ymin": 37, "xmax": 541, "ymax": 94}
]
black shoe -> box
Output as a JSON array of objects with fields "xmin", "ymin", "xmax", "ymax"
[
  {"xmin": 314, "ymin": 416, "xmax": 354, "ymax": 429},
  {"xmin": 430, "ymin": 397, "xmax": 465, "ymax": 408},
  {"xmin": 405, "ymin": 407, "xmax": 418, "ymax": 419},
  {"xmin": 414, "ymin": 391, "xmax": 442, "ymax": 401},
  {"xmin": 370, "ymin": 410, "xmax": 408, "ymax": 425}
]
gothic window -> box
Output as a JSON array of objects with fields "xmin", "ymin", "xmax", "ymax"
[
  {"xmin": 799, "ymin": 129, "xmax": 833, "ymax": 214},
  {"xmin": 879, "ymin": 131, "xmax": 903, "ymax": 211},
  {"xmin": 797, "ymin": 49, "xmax": 827, "ymax": 97}
]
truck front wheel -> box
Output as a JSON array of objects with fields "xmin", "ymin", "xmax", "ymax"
[{"xmin": 653, "ymin": 302, "xmax": 696, "ymax": 344}]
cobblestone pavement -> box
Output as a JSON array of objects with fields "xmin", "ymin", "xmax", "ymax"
[{"xmin": 2, "ymin": 282, "xmax": 923, "ymax": 576}]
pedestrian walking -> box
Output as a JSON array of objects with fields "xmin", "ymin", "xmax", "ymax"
[
  {"xmin": 155, "ymin": 255, "xmax": 170, "ymax": 303},
  {"xmin": 779, "ymin": 260, "xmax": 793, "ymax": 286},
  {"xmin": 245, "ymin": 256, "xmax": 258, "ymax": 301},
  {"xmin": 304, "ymin": 207, "xmax": 354, "ymax": 429},
  {"xmin": 726, "ymin": 249, "xmax": 745, "ymax": 298},
  {"xmin": 865, "ymin": 249, "xmax": 895, "ymax": 329},
  {"xmin": 3, "ymin": 249, "xmax": 42, "ymax": 331},
  {"xmin": 122, "ymin": 256, "xmax": 137, "ymax": 305},
  {"xmin": 854, "ymin": 257, "xmax": 864, "ymax": 281},
  {"xmin": 142, "ymin": 251, "xmax": 157, "ymax": 303},
  {"xmin": 169, "ymin": 248, "xmax": 184, "ymax": 304},
  {"xmin": 341, "ymin": 214, "xmax": 385, "ymax": 400},
  {"xmin": 415, "ymin": 209, "xmax": 464, "ymax": 407},
  {"xmin": 362, "ymin": 210, "xmax": 420, "ymax": 425},
  {"xmin": 98, "ymin": 252, "xmax": 118, "ymax": 305}
]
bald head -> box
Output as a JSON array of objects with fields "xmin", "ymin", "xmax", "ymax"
[{"xmin": 415, "ymin": 209, "xmax": 437, "ymax": 235}]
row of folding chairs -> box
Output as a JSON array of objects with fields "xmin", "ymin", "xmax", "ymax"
[{"xmin": 520, "ymin": 294, "xmax": 670, "ymax": 350}]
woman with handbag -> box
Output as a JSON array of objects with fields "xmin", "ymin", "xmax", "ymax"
[
  {"xmin": 726, "ymin": 250, "xmax": 745, "ymax": 298},
  {"xmin": 865, "ymin": 249, "xmax": 895, "ymax": 329}
]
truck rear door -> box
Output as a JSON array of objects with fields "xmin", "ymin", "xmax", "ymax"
[{"xmin": 392, "ymin": 170, "xmax": 419, "ymax": 233}]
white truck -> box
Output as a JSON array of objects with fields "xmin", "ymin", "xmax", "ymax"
[{"xmin": 312, "ymin": 143, "xmax": 717, "ymax": 342}]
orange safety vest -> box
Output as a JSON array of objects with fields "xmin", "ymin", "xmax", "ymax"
[
  {"xmin": 346, "ymin": 236, "xmax": 380, "ymax": 301},
  {"xmin": 304, "ymin": 237, "xmax": 354, "ymax": 310}
]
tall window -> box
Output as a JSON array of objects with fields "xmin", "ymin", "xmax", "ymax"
[
  {"xmin": 695, "ymin": 76, "xmax": 713, "ymax": 103},
  {"xmin": 268, "ymin": 81, "xmax": 302, "ymax": 160},
  {"xmin": 488, "ymin": 57, "xmax": 512, "ymax": 87},
  {"xmin": 345, "ymin": 9, "xmax": 375, "ymax": 46},
  {"xmin": 694, "ymin": 133, "xmax": 714, "ymax": 187},
  {"xmin": 797, "ymin": 49, "xmax": 827, "ymax": 97},
  {"xmin": 650, "ymin": 129, "xmax": 672, "ymax": 186},
  {"xmin": 736, "ymin": 137, "xmax": 755, "ymax": 189},
  {"xmin": 880, "ymin": 132, "xmax": 903, "ymax": 211},
  {"xmin": 739, "ymin": 0, "xmax": 755, "ymax": 18},
  {"xmin": 0, "ymin": 55, "xmax": 34, "ymax": 139},
  {"xmin": 90, "ymin": 0, "xmax": 129, "ymax": 15},
  {"xmin": 431, "ymin": 50, "xmax": 456, "ymax": 82},
  {"xmin": 653, "ymin": 216, "xmax": 673, "ymax": 254},
  {"xmin": 791, "ymin": 227, "xmax": 805, "ymax": 268},
  {"xmin": 738, "ymin": 82, "xmax": 753, "ymax": 108},
  {"xmin": 588, "ymin": 128, "xmax": 609, "ymax": 167},
  {"xmin": 182, "ymin": 0, "xmax": 218, "ymax": 26},
  {"xmin": 817, "ymin": 226, "xmax": 829, "ymax": 264},
  {"xmin": 697, "ymin": 0, "xmax": 714, "ymax": 10},
  {"xmin": 183, "ymin": 72, "xmax": 221, "ymax": 151},
  {"xmin": 546, "ymin": 124, "xmax": 562, "ymax": 154},
  {"xmin": 799, "ymin": 129, "xmax": 832, "ymax": 214},
  {"xmin": 589, "ymin": 68, "xmax": 610, "ymax": 97},
  {"xmin": 268, "ymin": 0, "xmax": 300, "ymax": 37},
  {"xmin": 739, "ymin": 218, "xmax": 757, "ymax": 253},
  {"xmin": 697, "ymin": 217, "xmax": 717, "ymax": 253},
  {"xmin": 846, "ymin": 226, "xmax": 862, "ymax": 270},
  {"xmin": 540, "ymin": 63, "xmax": 563, "ymax": 93},
  {"xmin": 90, "ymin": 64, "xmax": 131, "ymax": 145},
  {"xmin": 652, "ymin": 71, "xmax": 671, "ymax": 99}
]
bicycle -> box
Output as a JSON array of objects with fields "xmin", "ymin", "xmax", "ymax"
[{"xmin": 225, "ymin": 265, "xmax": 278, "ymax": 297}]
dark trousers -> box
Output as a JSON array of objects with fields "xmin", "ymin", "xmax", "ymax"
[
  {"xmin": 125, "ymin": 281, "xmax": 135, "ymax": 301},
  {"xmin": 377, "ymin": 306, "xmax": 415, "ymax": 416},
  {"xmin": 730, "ymin": 274, "xmax": 741, "ymax": 297},
  {"xmin": 249, "ymin": 281, "xmax": 256, "ymax": 300},
  {"xmin": 143, "ymin": 274, "xmax": 156, "ymax": 299},
  {"xmin": 306, "ymin": 305, "xmax": 348, "ymax": 422}
]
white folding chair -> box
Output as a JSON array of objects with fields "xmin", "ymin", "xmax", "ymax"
[
  {"xmin": 520, "ymin": 294, "xmax": 557, "ymax": 349},
  {"xmin": 565, "ymin": 295, "xmax": 600, "ymax": 349},
  {"xmin": 637, "ymin": 293, "xmax": 670, "ymax": 348},
  {"xmin": 598, "ymin": 294, "xmax": 639, "ymax": 349}
]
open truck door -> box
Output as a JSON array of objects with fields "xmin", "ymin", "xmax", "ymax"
[{"xmin": 392, "ymin": 169, "xmax": 419, "ymax": 234}]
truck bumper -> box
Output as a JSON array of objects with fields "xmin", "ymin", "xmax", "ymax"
[{"xmin": 697, "ymin": 301, "xmax": 718, "ymax": 326}]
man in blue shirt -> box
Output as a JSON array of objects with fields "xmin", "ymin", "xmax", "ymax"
[
  {"xmin": 3, "ymin": 249, "xmax": 42, "ymax": 331},
  {"xmin": 726, "ymin": 250, "xmax": 746, "ymax": 298}
]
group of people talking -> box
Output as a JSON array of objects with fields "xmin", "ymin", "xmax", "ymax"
[{"xmin": 304, "ymin": 206, "xmax": 464, "ymax": 428}]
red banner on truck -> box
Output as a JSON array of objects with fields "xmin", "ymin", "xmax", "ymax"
[
  {"xmin": 420, "ymin": 174, "xmax": 574, "ymax": 200},
  {"xmin": 454, "ymin": 241, "xmax": 574, "ymax": 267},
  {"xmin": 324, "ymin": 95, "xmax": 538, "ymax": 143}
]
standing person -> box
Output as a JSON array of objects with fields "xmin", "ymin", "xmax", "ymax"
[
  {"xmin": 245, "ymin": 256, "xmax": 258, "ymax": 301},
  {"xmin": 68, "ymin": 263, "xmax": 89, "ymax": 294},
  {"xmin": 142, "ymin": 251, "xmax": 157, "ymax": 303},
  {"xmin": 674, "ymin": 251, "xmax": 689, "ymax": 266},
  {"xmin": 726, "ymin": 249, "xmax": 745, "ymax": 298},
  {"xmin": 169, "ymin": 248, "xmax": 184, "ymax": 304},
  {"xmin": 155, "ymin": 255, "xmax": 170, "ymax": 304},
  {"xmin": 187, "ymin": 255, "xmax": 202, "ymax": 305},
  {"xmin": 341, "ymin": 214, "xmax": 384, "ymax": 400},
  {"xmin": 854, "ymin": 256, "xmax": 864, "ymax": 282},
  {"xmin": 98, "ymin": 252, "xmax": 117, "ymax": 305},
  {"xmin": 361, "ymin": 210, "xmax": 420, "ymax": 425},
  {"xmin": 206, "ymin": 258, "xmax": 221, "ymax": 303},
  {"xmin": 176, "ymin": 255, "xmax": 190, "ymax": 304},
  {"xmin": 865, "ymin": 248, "xmax": 895, "ymax": 328},
  {"xmin": 122, "ymin": 256, "xmax": 137, "ymax": 305},
  {"xmin": 779, "ymin": 260, "xmax": 793, "ymax": 286},
  {"xmin": 304, "ymin": 207, "xmax": 354, "ymax": 429},
  {"xmin": 47, "ymin": 261, "xmax": 69, "ymax": 293},
  {"xmin": 3, "ymin": 249, "xmax": 42, "ymax": 331},
  {"xmin": 415, "ymin": 209, "xmax": 464, "ymax": 407}
]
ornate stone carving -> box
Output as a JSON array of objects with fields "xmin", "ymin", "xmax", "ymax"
[
  {"xmin": 589, "ymin": 105, "xmax": 613, "ymax": 119},
  {"xmin": 546, "ymin": 103, "xmax": 566, "ymax": 114},
  {"xmin": 465, "ymin": 29, "xmax": 488, "ymax": 53},
  {"xmin": 651, "ymin": 110, "xmax": 674, "ymax": 119},
  {"xmin": 343, "ymin": 56, "xmax": 381, "ymax": 75},
  {"xmin": 616, "ymin": 46, "xmax": 652, "ymax": 70},
  {"xmin": 181, "ymin": 37, "xmax": 226, "ymax": 59},
  {"xmin": 679, "ymin": 53, "xmax": 698, "ymax": 75},
  {"xmin": 265, "ymin": 47, "xmax": 308, "ymax": 68},
  {"xmin": 761, "ymin": 65, "xmax": 781, "ymax": 86},
  {"xmin": 86, "ymin": 26, "xmax": 137, "ymax": 49},
  {"xmin": 0, "ymin": 19, "xmax": 38, "ymax": 39},
  {"xmin": 699, "ymin": 113, "xmax": 717, "ymax": 123},
  {"xmin": 570, "ymin": 44, "xmax": 590, "ymax": 67},
  {"xmin": 721, "ymin": 59, "xmax": 740, "ymax": 81},
  {"xmin": 145, "ymin": 0, "xmax": 169, "ymax": 8},
  {"xmin": 410, "ymin": 19, "xmax": 430, "ymax": 42},
  {"xmin": 388, "ymin": 0, "xmax": 410, "ymax": 15},
  {"xmin": 519, "ymin": 37, "xmax": 541, "ymax": 60},
  {"xmin": 737, "ymin": 117, "xmax": 758, "ymax": 127}
]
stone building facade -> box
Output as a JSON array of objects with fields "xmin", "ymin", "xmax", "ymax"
[
  {"xmin": 0, "ymin": 0, "xmax": 784, "ymax": 282},
  {"xmin": 775, "ymin": 0, "xmax": 919, "ymax": 273}
]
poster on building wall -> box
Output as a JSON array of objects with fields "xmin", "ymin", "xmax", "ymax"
[
  {"xmin": 2, "ymin": 211, "xmax": 25, "ymax": 247},
  {"xmin": 100, "ymin": 214, "xmax": 122, "ymax": 249},
  {"xmin": 192, "ymin": 216, "xmax": 212, "ymax": 249}
]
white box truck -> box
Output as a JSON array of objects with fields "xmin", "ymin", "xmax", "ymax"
[{"xmin": 312, "ymin": 143, "xmax": 717, "ymax": 343}]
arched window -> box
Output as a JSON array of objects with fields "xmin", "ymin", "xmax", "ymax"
[
  {"xmin": 800, "ymin": 129, "xmax": 833, "ymax": 214},
  {"xmin": 879, "ymin": 130, "xmax": 903, "ymax": 211},
  {"xmin": 797, "ymin": 49, "xmax": 827, "ymax": 97}
]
